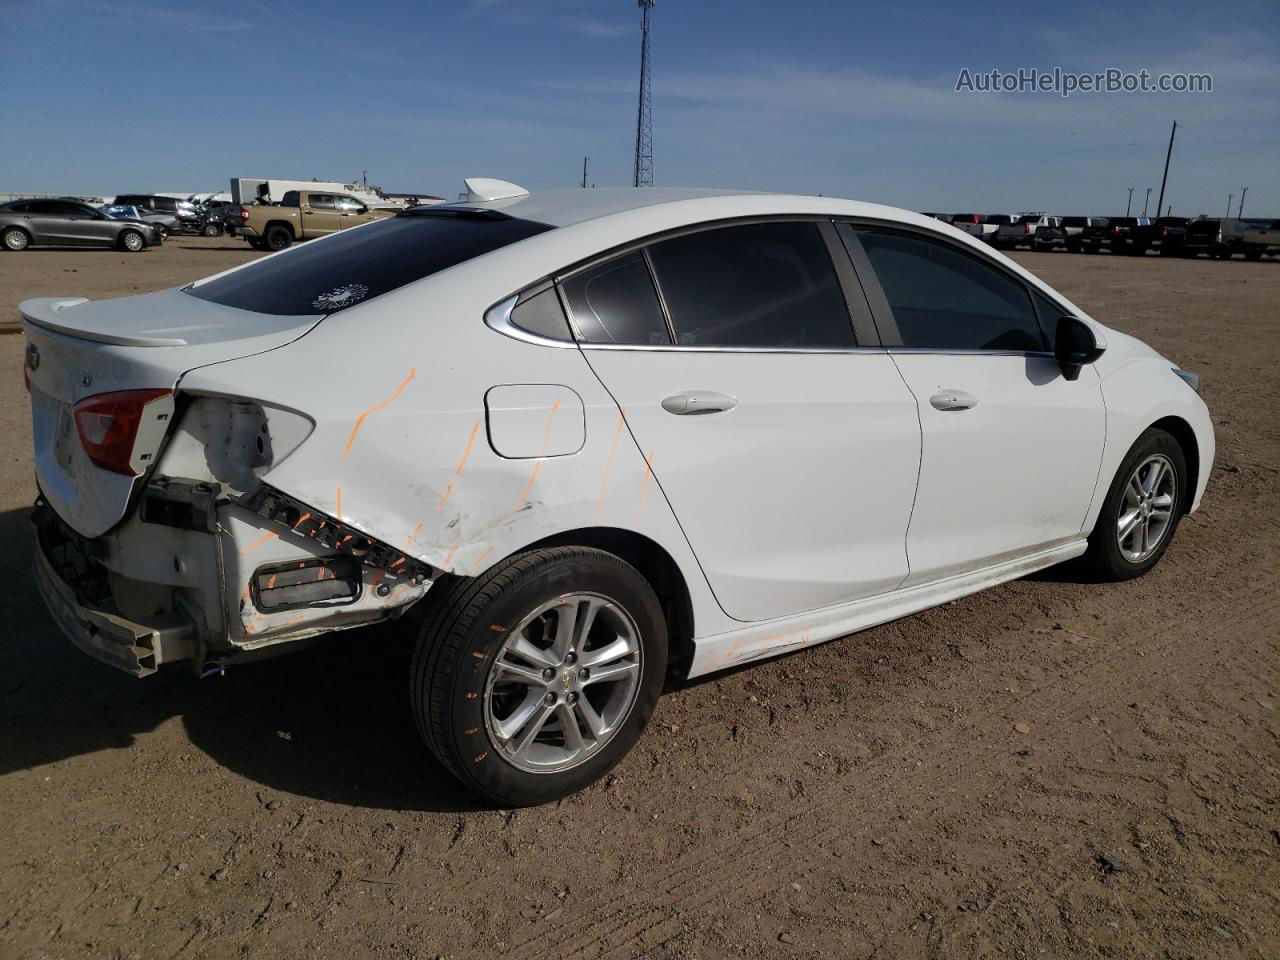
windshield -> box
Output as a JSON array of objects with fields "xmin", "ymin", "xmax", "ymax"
[{"xmin": 185, "ymin": 209, "xmax": 554, "ymax": 316}]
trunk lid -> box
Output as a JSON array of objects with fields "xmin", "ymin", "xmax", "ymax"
[{"xmin": 23, "ymin": 289, "xmax": 320, "ymax": 538}]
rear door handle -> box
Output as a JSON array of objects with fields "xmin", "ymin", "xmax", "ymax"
[
  {"xmin": 929, "ymin": 389, "xmax": 978, "ymax": 412},
  {"xmin": 661, "ymin": 391, "xmax": 738, "ymax": 416}
]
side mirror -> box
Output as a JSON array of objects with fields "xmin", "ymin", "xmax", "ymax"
[{"xmin": 1054, "ymin": 316, "xmax": 1105, "ymax": 381}]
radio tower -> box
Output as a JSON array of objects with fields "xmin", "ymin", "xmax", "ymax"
[{"xmin": 632, "ymin": 0, "xmax": 655, "ymax": 187}]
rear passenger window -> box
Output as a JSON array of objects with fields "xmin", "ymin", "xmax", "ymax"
[
  {"xmin": 510, "ymin": 287, "xmax": 572, "ymax": 340},
  {"xmin": 856, "ymin": 230, "xmax": 1045, "ymax": 351},
  {"xmin": 561, "ymin": 252, "xmax": 671, "ymax": 345},
  {"xmin": 646, "ymin": 222, "xmax": 854, "ymax": 348}
]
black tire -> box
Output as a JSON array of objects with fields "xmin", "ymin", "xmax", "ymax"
[
  {"xmin": 247, "ymin": 238, "xmax": 268, "ymax": 251},
  {"xmin": 2, "ymin": 226, "xmax": 30, "ymax": 251},
  {"xmin": 411, "ymin": 546, "xmax": 667, "ymax": 806},
  {"xmin": 117, "ymin": 228, "xmax": 145, "ymax": 252},
  {"xmin": 202, "ymin": 222, "xmax": 221, "ymax": 237},
  {"xmin": 1066, "ymin": 242, "xmax": 1081, "ymax": 253},
  {"xmin": 1084, "ymin": 428, "xmax": 1187, "ymax": 582},
  {"xmin": 264, "ymin": 224, "xmax": 292, "ymax": 251},
  {"xmin": 1244, "ymin": 249, "xmax": 1263, "ymax": 261}
]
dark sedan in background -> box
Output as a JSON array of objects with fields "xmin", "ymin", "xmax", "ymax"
[{"xmin": 0, "ymin": 198, "xmax": 163, "ymax": 251}]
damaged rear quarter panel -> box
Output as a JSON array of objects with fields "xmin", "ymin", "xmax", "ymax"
[{"xmin": 176, "ymin": 241, "xmax": 728, "ymax": 637}]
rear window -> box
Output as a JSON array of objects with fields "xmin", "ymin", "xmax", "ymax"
[
  {"xmin": 1063, "ymin": 217, "xmax": 1086, "ymax": 227},
  {"xmin": 1017, "ymin": 215, "xmax": 1040, "ymax": 224},
  {"xmin": 186, "ymin": 210, "xmax": 553, "ymax": 315},
  {"xmin": 983, "ymin": 215, "xmax": 1013, "ymax": 225},
  {"xmin": 1188, "ymin": 220, "xmax": 1219, "ymax": 234}
]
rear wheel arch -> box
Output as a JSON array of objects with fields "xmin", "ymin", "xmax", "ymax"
[{"xmin": 429, "ymin": 527, "xmax": 696, "ymax": 679}]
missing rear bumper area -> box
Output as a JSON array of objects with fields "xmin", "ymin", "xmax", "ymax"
[{"xmin": 32, "ymin": 502, "xmax": 197, "ymax": 677}]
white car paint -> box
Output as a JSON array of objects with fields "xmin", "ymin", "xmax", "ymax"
[{"xmin": 22, "ymin": 185, "xmax": 1213, "ymax": 681}]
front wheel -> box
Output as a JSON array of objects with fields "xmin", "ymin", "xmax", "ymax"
[
  {"xmin": 411, "ymin": 547, "xmax": 667, "ymax": 806},
  {"xmin": 1085, "ymin": 428, "xmax": 1186, "ymax": 581},
  {"xmin": 118, "ymin": 229, "xmax": 145, "ymax": 252},
  {"xmin": 202, "ymin": 222, "xmax": 221, "ymax": 237}
]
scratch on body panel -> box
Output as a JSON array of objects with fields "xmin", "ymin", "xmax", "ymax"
[{"xmin": 436, "ymin": 421, "xmax": 480, "ymax": 513}]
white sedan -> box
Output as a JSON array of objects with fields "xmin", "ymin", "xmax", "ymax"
[{"xmin": 22, "ymin": 179, "xmax": 1213, "ymax": 805}]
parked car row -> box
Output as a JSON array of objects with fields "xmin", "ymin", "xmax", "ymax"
[{"xmin": 921, "ymin": 211, "xmax": 1279, "ymax": 260}]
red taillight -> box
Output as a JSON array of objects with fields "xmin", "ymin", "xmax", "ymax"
[
  {"xmin": 73, "ymin": 388, "xmax": 172, "ymax": 476},
  {"xmin": 1112, "ymin": 226, "xmax": 1122, "ymax": 236},
  {"xmin": 1023, "ymin": 224, "xmax": 1032, "ymax": 234},
  {"xmin": 239, "ymin": 206, "xmax": 250, "ymax": 223}
]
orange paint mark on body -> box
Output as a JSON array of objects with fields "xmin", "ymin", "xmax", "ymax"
[
  {"xmin": 508, "ymin": 399, "xmax": 563, "ymax": 519},
  {"xmin": 475, "ymin": 545, "xmax": 495, "ymax": 568},
  {"xmin": 335, "ymin": 486, "xmax": 343, "ymax": 519},
  {"xmin": 635, "ymin": 451, "xmax": 656, "ymax": 522},
  {"xmin": 594, "ymin": 411, "xmax": 627, "ymax": 517},
  {"xmin": 405, "ymin": 522, "xmax": 423, "ymax": 546},
  {"xmin": 436, "ymin": 420, "xmax": 481, "ymax": 513},
  {"xmin": 343, "ymin": 367, "xmax": 416, "ymax": 462},
  {"xmin": 239, "ymin": 530, "xmax": 277, "ymax": 557}
]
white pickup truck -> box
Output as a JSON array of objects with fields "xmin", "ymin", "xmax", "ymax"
[
  {"xmin": 1242, "ymin": 219, "xmax": 1280, "ymax": 260},
  {"xmin": 994, "ymin": 214, "xmax": 1061, "ymax": 250},
  {"xmin": 950, "ymin": 213, "xmax": 1012, "ymax": 242}
]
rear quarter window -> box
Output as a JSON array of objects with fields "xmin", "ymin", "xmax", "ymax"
[{"xmin": 186, "ymin": 210, "xmax": 553, "ymax": 315}]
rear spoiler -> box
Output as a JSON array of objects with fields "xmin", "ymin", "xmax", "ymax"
[{"xmin": 21, "ymin": 297, "xmax": 189, "ymax": 347}]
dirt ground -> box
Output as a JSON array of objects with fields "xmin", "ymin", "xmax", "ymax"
[{"xmin": 0, "ymin": 237, "xmax": 1276, "ymax": 960}]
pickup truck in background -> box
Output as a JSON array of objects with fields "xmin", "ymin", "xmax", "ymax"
[
  {"xmin": 1241, "ymin": 219, "xmax": 1280, "ymax": 260},
  {"xmin": 1077, "ymin": 217, "xmax": 1112, "ymax": 253},
  {"xmin": 1104, "ymin": 217, "xmax": 1152, "ymax": 255},
  {"xmin": 1181, "ymin": 218, "xmax": 1250, "ymax": 259},
  {"xmin": 994, "ymin": 214, "xmax": 1059, "ymax": 250},
  {"xmin": 1061, "ymin": 216, "xmax": 1107, "ymax": 253},
  {"xmin": 1146, "ymin": 216, "xmax": 1189, "ymax": 256},
  {"xmin": 950, "ymin": 213, "xmax": 1010, "ymax": 242},
  {"xmin": 233, "ymin": 190, "xmax": 394, "ymax": 251}
]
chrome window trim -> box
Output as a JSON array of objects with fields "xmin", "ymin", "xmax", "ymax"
[
  {"xmin": 483, "ymin": 294, "xmax": 578, "ymax": 349},
  {"xmin": 574, "ymin": 342, "xmax": 888, "ymax": 355}
]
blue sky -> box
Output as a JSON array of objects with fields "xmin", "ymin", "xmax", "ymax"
[{"xmin": 1, "ymin": 0, "xmax": 1277, "ymax": 215}]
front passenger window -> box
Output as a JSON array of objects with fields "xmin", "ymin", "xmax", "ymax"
[{"xmin": 857, "ymin": 230, "xmax": 1046, "ymax": 351}]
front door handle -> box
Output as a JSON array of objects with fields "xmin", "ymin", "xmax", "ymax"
[
  {"xmin": 661, "ymin": 391, "xmax": 738, "ymax": 416},
  {"xmin": 929, "ymin": 389, "xmax": 978, "ymax": 412}
]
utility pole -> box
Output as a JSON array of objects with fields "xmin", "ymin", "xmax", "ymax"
[
  {"xmin": 1238, "ymin": 187, "xmax": 1247, "ymax": 218},
  {"xmin": 581, "ymin": 156, "xmax": 589, "ymax": 189},
  {"xmin": 1154, "ymin": 121, "xmax": 1177, "ymax": 225},
  {"xmin": 1126, "ymin": 187, "xmax": 1134, "ymax": 217},
  {"xmin": 1143, "ymin": 187, "xmax": 1152, "ymax": 217},
  {"xmin": 1227, "ymin": 194, "xmax": 1233, "ymax": 218},
  {"xmin": 632, "ymin": 0, "xmax": 655, "ymax": 187}
]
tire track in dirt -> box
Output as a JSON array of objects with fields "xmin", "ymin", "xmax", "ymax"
[{"xmin": 500, "ymin": 583, "xmax": 1278, "ymax": 959}]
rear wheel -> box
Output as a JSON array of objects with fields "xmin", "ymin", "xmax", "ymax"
[
  {"xmin": 2, "ymin": 226, "xmax": 30, "ymax": 251},
  {"xmin": 1244, "ymin": 249, "xmax": 1263, "ymax": 261},
  {"xmin": 264, "ymin": 225, "xmax": 292, "ymax": 251},
  {"xmin": 411, "ymin": 547, "xmax": 667, "ymax": 806},
  {"xmin": 118, "ymin": 229, "xmax": 145, "ymax": 252},
  {"xmin": 1085, "ymin": 428, "xmax": 1186, "ymax": 581},
  {"xmin": 202, "ymin": 222, "xmax": 221, "ymax": 237}
]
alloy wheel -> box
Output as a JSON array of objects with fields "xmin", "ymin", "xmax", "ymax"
[
  {"xmin": 1116, "ymin": 454, "xmax": 1177, "ymax": 562},
  {"xmin": 484, "ymin": 592, "xmax": 642, "ymax": 774}
]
